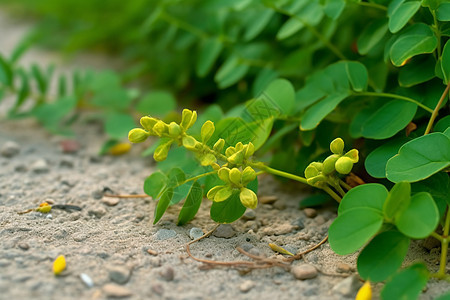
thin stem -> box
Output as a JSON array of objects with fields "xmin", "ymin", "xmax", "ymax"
[
  {"xmin": 258, "ymin": 165, "xmax": 308, "ymax": 185},
  {"xmin": 444, "ymin": 208, "xmax": 450, "ymax": 237},
  {"xmin": 357, "ymin": 1, "xmax": 387, "ymax": 11},
  {"xmin": 437, "ymin": 208, "xmax": 450, "ymax": 278},
  {"xmin": 334, "ymin": 184, "xmax": 346, "ymax": 198},
  {"xmin": 160, "ymin": 11, "xmax": 208, "ymax": 39},
  {"xmin": 352, "ymin": 91, "xmax": 434, "ymax": 113},
  {"xmin": 322, "ymin": 186, "xmax": 342, "ymax": 203},
  {"xmin": 180, "ymin": 170, "xmax": 217, "ymax": 185},
  {"xmin": 431, "ymin": 231, "xmax": 444, "ymax": 242},
  {"xmin": 424, "ymin": 82, "xmax": 450, "ymax": 135},
  {"xmin": 339, "ymin": 179, "xmax": 352, "ymax": 191},
  {"xmin": 431, "ymin": 10, "xmax": 442, "ymax": 58}
]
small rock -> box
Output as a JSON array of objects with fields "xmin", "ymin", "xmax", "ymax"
[
  {"xmin": 336, "ymin": 262, "xmax": 352, "ymax": 273},
  {"xmin": 103, "ymin": 284, "xmax": 132, "ymax": 298},
  {"xmin": 134, "ymin": 213, "xmax": 145, "ymax": 222},
  {"xmin": 213, "ymin": 224, "xmax": 235, "ymax": 238},
  {"xmin": 18, "ymin": 243, "xmax": 29, "ymax": 250},
  {"xmin": 60, "ymin": 157, "xmax": 74, "ymax": 168},
  {"xmin": 242, "ymin": 209, "xmax": 256, "ymax": 220},
  {"xmin": 146, "ymin": 249, "xmax": 158, "ymax": 256},
  {"xmin": 14, "ymin": 164, "xmax": 27, "ymax": 172},
  {"xmin": 88, "ymin": 206, "xmax": 107, "ymax": 218},
  {"xmin": 259, "ymin": 195, "xmax": 278, "ymax": 204},
  {"xmin": 303, "ymin": 208, "xmax": 317, "ymax": 218},
  {"xmin": 291, "ymin": 264, "xmax": 318, "ymax": 280},
  {"xmin": 291, "ymin": 218, "xmax": 305, "ymax": 230},
  {"xmin": 60, "ymin": 140, "xmax": 80, "ymax": 154},
  {"xmin": 30, "ymin": 159, "xmax": 49, "ymax": 173},
  {"xmin": 91, "ymin": 189, "xmax": 104, "ymax": 200},
  {"xmin": 189, "ymin": 228, "xmax": 204, "ymax": 240},
  {"xmin": 273, "ymin": 200, "xmax": 286, "ymax": 210},
  {"xmin": 248, "ymin": 248, "xmax": 261, "ymax": 256},
  {"xmin": 80, "ymin": 273, "xmax": 94, "ymax": 288},
  {"xmin": 331, "ymin": 275, "xmax": 361, "ymax": 297},
  {"xmin": 159, "ymin": 266, "xmax": 175, "ymax": 281},
  {"xmin": 108, "ymin": 265, "xmax": 131, "ymax": 284},
  {"xmin": 102, "ymin": 197, "xmax": 119, "ymax": 206},
  {"xmin": 155, "ymin": 229, "xmax": 177, "ymax": 241},
  {"xmin": 238, "ymin": 242, "xmax": 254, "ymax": 252},
  {"xmin": 151, "ymin": 283, "xmax": 164, "ymax": 295},
  {"xmin": 1, "ymin": 141, "xmax": 20, "ymax": 158},
  {"xmin": 239, "ymin": 280, "xmax": 256, "ymax": 293},
  {"xmin": 315, "ymin": 215, "xmax": 326, "ymax": 225}
]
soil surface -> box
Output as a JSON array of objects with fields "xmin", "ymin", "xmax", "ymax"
[{"xmin": 1, "ymin": 10, "xmax": 449, "ymax": 300}]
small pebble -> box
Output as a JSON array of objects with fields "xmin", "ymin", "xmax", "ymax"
[
  {"xmin": 189, "ymin": 227, "xmax": 204, "ymax": 240},
  {"xmin": 88, "ymin": 206, "xmax": 107, "ymax": 218},
  {"xmin": 102, "ymin": 197, "xmax": 119, "ymax": 206},
  {"xmin": 336, "ymin": 262, "xmax": 352, "ymax": 273},
  {"xmin": 91, "ymin": 189, "xmax": 104, "ymax": 200},
  {"xmin": 242, "ymin": 209, "xmax": 256, "ymax": 220},
  {"xmin": 303, "ymin": 208, "xmax": 318, "ymax": 218},
  {"xmin": 151, "ymin": 283, "xmax": 164, "ymax": 295},
  {"xmin": 30, "ymin": 159, "xmax": 49, "ymax": 173},
  {"xmin": 1, "ymin": 141, "xmax": 20, "ymax": 158},
  {"xmin": 146, "ymin": 248, "xmax": 158, "ymax": 256},
  {"xmin": 248, "ymin": 248, "xmax": 261, "ymax": 256},
  {"xmin": 291, "ymin": 264, "xmax": 318, "ymax": 280},
  {"xmin": 107, "ymin": 265, "xmax": 131, "ymax": 284},
  {"xmin": 60, "ymin": 140, "xmax": 80, "ymax": 154},
  {"xmin": 238, "ymin": 242, "xmax": 254, "ymax": 252},
  {"xmin": 213, "ymin": 224, "xmax": 235, "ymax": 238},
  {"xmin": 259, "ymin": 195, "xmax": 278, "ymax": 204},
  {"xmin": 291, "ymin": 218, "xmax": 305, "ymax": 230},
  {"xmin": 14, "ymin": 164, "xmax": 27, "ymax": 172},
  {"xmin": 60, "ymin": 157, "xmax": 74, "ymax": 168},
  {"xmin": 155, "ymin": 229, "xmax": 177, "ymax": 241},
  {"xmin": 273, "ymin": 200, "xmax": 286, "ymax": 210},
  {"xmin": 159, "ymin": 266, "xmax": 175, "ymax": 281},
  {"xmin": 103, "ymin": 284, "xmax": 132, "ymax": 298},
  {"xmin": 80, "ymin": 273, "xmax": 94, "ymax": 288},
  {"xmin": 315, "ymin": 215, "xmax": 326, "ymax": 225},
  {"xmin": 239, "ymin": 280, "xmax": 256, "ymax": 293},
  {"xmin": 18, "ymin": 243, "xmax": 29, "ymax": 250},
  {"xmin": 331, "ymin": 275, "xmax": 361, "ymax": 297}
]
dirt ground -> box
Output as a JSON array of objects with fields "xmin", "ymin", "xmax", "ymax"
[{"xmin": 0, "ymin": 10, "xmax": 449, "ymax": 300}]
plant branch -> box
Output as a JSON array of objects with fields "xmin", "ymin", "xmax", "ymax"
[
  {"xmin": 356, "ymin": 1, "xmax": 387, "ymax": 11},
  {"xmin": 424, "ymin": 82, "xmax": 450, "ymax": 135},
  {"xmin": 436, "ymin": 208, "xmax": 450, "ymax": 278},
  {"xmin": 322, "ymin": 185, "xmax": 342, "ymax": 203},
  {"xmin": 257, "ymin": 165, "xmax": 308, "ymax": 185},
  {"xmin": 352, "ymin": 92, "xmax": 434, "ymax": 113},
  {"xmin": 339, "ymin": 179, "xmax": 353, "ymax": 191}
]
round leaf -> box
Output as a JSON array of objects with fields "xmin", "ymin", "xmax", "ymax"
[
  {"xmin": 386, "ymin": 132, "xmax": 450, "ymax": 182},
  {"xmin": 357, "ymin": 231, "xmax": 410, "ymax": 282},
  {"xmin": 144, "ymin": 171, "xmax": 168, "ymax": 198},
  {"xmin": 329, "ymin": 207, "xmax": 384, "ymax": 255},
  {"xmin": 137, "ymin": 91, "xmax": 176, "ymax": 117},
  {"xmin": 381, "ymin": 263, "xmax": 429, "ymax": 300},
  {"xmin": 383, "ymin": 181, "xmax": 411, "ymax": 221},
  {"xmin": 196, "ymin": 38, "xmax": 223, "ymax": 77},
  {"xmin": 365, "ymin": 138, "xmax": 410, "ymax": 178},
  {"xmin": 357, "ymin": 18, "xmax": 389, "ymax": 55},
  {"xmin": 215, "ymin": 55, "xmax": 249, "ymax": 89},
  {"xmin": 345, "ymin": 61, "xmax": 368, "ymax": 92},
  {"xmin": 104, "ymin": 113, "xmax": 136, "ymax": 140},
  {"xmin": 441, "ymin": 39, "xmax": 450, "ymax": 84},
  {"xmin": 395, "ymin": 192, "xmax": 439, "ymax": 238},
  {"xmin": 259, "ymin": 78, "xmax": 295, "ymax": 115},
  {"xmin": 338, "ymin": 183, "xmax": 388, "ymax": 214},
  {"xmin": 388, "ymin": 1, "xmax": 421, "ymax": 33}
]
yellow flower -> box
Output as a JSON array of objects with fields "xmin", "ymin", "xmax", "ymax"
[
  {"xmin": 53, "ymin": 255, "xmax": 66, "ymax": 275},
  {"xmin": 355, "ymin": 281, "xmax": 371, "ymax": 300}
]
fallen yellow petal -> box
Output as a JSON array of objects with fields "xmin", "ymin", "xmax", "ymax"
[
  {"xmin": 268, "ymin": 243, "xmax": 294, "ymax": 256},
  {"xmin": 355, "ymin": 281, "xmax": 371, "ymax": 300},
  {"xmin": 53, "ymin": 255, "xmax": 66, "ymax": 275},
  {"xmin": 109, "ymin": 143, "xmax": 131, "ymax": 155},
  {"xmin": 36, "ymin": 202, "xmax": 52, "ymax": 213}
]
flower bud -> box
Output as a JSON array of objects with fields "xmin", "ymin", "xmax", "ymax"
[
  {"xmin": 235, "ymin": 142, "xmax": 244, "ymax": 151},
  {"xmin": 225, "ymin": 146, "xmax": 236, "ymax": 157},
  {"xmin": 306, "ymin": 174, "xmax": 327, "ymax": 186},
  {"xmin": 180, "ymin": 109, "xmax": 197, "ymax": 130},
  {"xmin": 213, "ymin": 139, "xmax": 225, "ymax": 152},
  {"xmin": 239, "ymin": 188, "xmax": 257, "ymax": 209},
  {"xmin": 335, "ymin": 156, "xmax": 354, "ymax": 174},
  {"xmin": 322, "ymin": 154, "xmax": 339, "ymax": 175},
  {"xmin": 128, "ymin": 128, "xmax": 149, "ymax": 143},
  {"xmin": 211, "ymin": 163, "xmax": 221, "ymax": 170},
  {"xmin": 182, "ymin": 136, "xmax": 199, "ymax": 150},
  {"xmin": 330, "ymin": 138, "xmax": 345, "ymax": 155},
  {"xmin": 168, "ymin": 122, "xmax": 182, "ymax": 138},
  {"xmin": 229, "ymin": 168, "xmax": 242, "ymax": 186},
  {"xmin": 355, "ymin": 281, "xmax": 371, "ymax": 300},
  {"xmin": 53, "ymin": 255, "xmax": 66, "ymax": 275},
  {"xmin": 207, "ymin": 185, "xmax": 223, "ymax": 200},
  {"xmin": 344, "ymin": 149, "xmax": 359, "ymax": 163},
  {"xmin": 310, "ymin": 162, "xmax": 323, "ymax": 172},
  {"xmin": 227, "ymin": 150, "xmax": 244, "ymax": 165},
  {"xmin": 244, "ymin": 142, "xmax": 255, "ymax": 158},
  {"xmin": 214, "ymin": 186, "xmax": 233, "ymax": 202},
  {"xmin": 218, "ymin": 167, "xmax": 231, "ymax": 183},
  {"xmin": 140, "ymin": 116, "xmax": 158, "ymax": 132},
  {"xmin": 305, "ymin": 163, "xmax": 320, "ymax": 179},
  {"xmin": 201, "ymin": 121, "xmax": 215, "ymax": 143},
  {"xmin": 241, "ymin": 166, "xmax": 256, "ymax": 184},
  {"xmin": 153, "ymin": 120, "xmax": 169, "ymax": 136},
  {"xmin": 199, "ymin": 153, "xmax": 216, "ymax": 166},
  {"xmin": 153, "ymin": 141, "xmax": 172, "ymax": 162}
]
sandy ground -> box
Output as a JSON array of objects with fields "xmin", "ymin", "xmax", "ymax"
[{"xmin": 0, "ymin": 9, "xmax": 449, "ymax": 300}]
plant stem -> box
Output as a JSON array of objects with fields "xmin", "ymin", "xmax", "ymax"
[
  {"xmin": 436, "ymin": 208, "xmax": 450, "ymax": 278},
  {"xmin": 431, "ymin": 10, "xmax": 442, "ymax": 58},
  {"xmin": 322, "ymin": 186, "xmax": 342, "ymax": 203},
  {"xmin": 160, "ymin": 11, "xmax": 208, "ymax": 39},
  {"xmin": 357, "ymin": 1, "xmax": 387, "ymax": 11},
  {"xmin": 431, "ymin": 231, "xmax": 444, "ymax": 242},
  {"xmin": 258, "ymin": 165, "xmax": 308, "ymax": 185},
  {"xmin": 424, "ymin": 82, "xmax": 450, "ymax": 135},
  {"xmin": 180, "ymin": 170, "xmax": 217, "ymax": 186},
  {"xmin": 334, "ymin": 184, "xmax": 346, "ymax": 197},
  {"xmin": 352, "ymin": 91, "xmax": 434, "ymax": 113},
  {"xmin": 339, "ymin": 179, "xmax": 352, "ymax": 191}
]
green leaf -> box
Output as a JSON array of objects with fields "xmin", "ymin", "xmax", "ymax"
[
  {"xmin": 338, "ymin": 183, "xmax": 388, "ymax": 214},
  {"xmin": 381, "ymin": 263, "xmax": 429, "ymax": 300},
  {"xmin": 171, "ymin": 181, "xmax": 193, "ymax": 205},
  {"xmin": 357, "ymin": 18, "xmax": 389, "ymax": 55},
  {"xmin": 388, "ymin": 1, "xmax": 421, "ymax": 33},
  {"xmin": 437, "ymin": 2, "xmax": 450, "ymax": 21},
  {"xmin": 31, "ymin": 64, "xmax": 49, "ymax": 95},
  {"xmin": 32, "ymin": 96, "xmax": 77, "ymax": 133},
  {"xmin": 435, "ymin": 116, "xmax": 450, "ymax": 133},
  {"xmin": 357, "ymin": 231, "xmax": 410, "ymax": 282},
  {"xmin": 441, "ymin": 39, "xmax": 450, "ymax": 83},
  {"xmin": 178, "ymin": 181, "xmax": 203, "ymax": 225},
  {"xmin": 210, "ymin": 179, "xmax": 257, "ymax": 223},
  {"xmin": 13, "ymin": 69, "xmax": 30, "ymax": 112},
  {"xmin": 104, "ymin": 112, "xmax": 136, "ymax": 140},
  {"xmin": 258, "ymin": 78, "xmax": 295, "ymax": 115},
  {"xmin": 0, "ymin": 54, "xmax": 13, "ymax": 86},
  {"xmin": 395, "ymin": 192, "xmax": 439, "ymax": 238},
  {"xmin": 399, "ymin": 55, "xmax": 436, "ymax": 87},
  {"xmin": 435, "ymin": 292, "xmax": 450, "ymax": 300},
  {"xmin": 244, "ymin": 9, "xmax": 274, "ymax": 41},
  {"xmin": 329, "ymin": 207, "xmax": 384, "ymax": 255},
  {"xmin": 277, "ymin": 18, "xmax": 304, "ymax": 40},
  {"xmin": 345, "ymin": 61, "xmax": 368, "ymax": 92},
  {"xmin": 300, "ymin": 93, "xmax": 349, "ymax": 130},
  {"xmin": 153, "ymin": 188, "xmax": 174, "ymax": 224},
  {"xmin": 144, "ymin": 171, "xmax": 168, "ymax": 198},
  {"xmin": 196, "ymin": 38, "xmax": 223, "ymax": 77},
  {"xmin": 412, "ymin": 173, "xmax": 450, "ymax": 216},
  {"xmin": 361, "ymin": 100, "xmax": 417, "ymax": 139},
  {"xmin": 383, "ymin": 181, "xmax": 411, "ymax": 222},
  {"xmin": 324, "ymin": 0, "xmax": 346, "ymax": 20},
  {"xmin": 390, "ymin": 23, "xmax": 438, "ymax": 67},
  {"xmin": 136, "ymin": 91, "xmax": 176, "ymax": 117},
  {"xmin": 365, "ymin": 138, "xmax": 410, "ymax": 178},
  {"xmin": 167, "ymin": 167, "xmax": 186, "ymax": 188},
  {"xmin": 215, "ymin": 55, "xmax": 249, "ymax": 89},
  {"xmin": 386, "ymin": 132, "xmax": 450, "ymax": 182}
]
